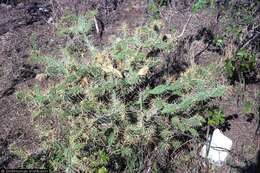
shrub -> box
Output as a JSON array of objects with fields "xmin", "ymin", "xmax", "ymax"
[
  {"xmin": 192, "ymin": 0, "xmax": 208, "ymax": 13},
  {"xmin": 192, "ymin": 0, "xmax": 216, "ymax": 13},
  {"xmin": 16, "ymin": 13, "xmax": 227, "ymax": 172},
  {"xmin": 147, "ymin": 0, "xmax": 171, "ymax": 19},
  {"xmin": 224, "ymin": 49, "xmax": 256, "ymax": 83}
]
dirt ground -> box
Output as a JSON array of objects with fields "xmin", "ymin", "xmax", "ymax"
[
  {"xmin": 0, "ymin": 0, "xmax": 55, "ymax": 168},
  {"xmin": 0, "ymin": 0, "xmax": 259, "ymax": 172}
]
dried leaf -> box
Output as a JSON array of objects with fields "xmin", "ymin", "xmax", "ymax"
[
  {"xmin": 101, "ymin": 65, "xmax": 123, "ymax": 78},
  {"xmin": 138, "ymin": 66, "xmax": 149, "ymax": 76},
  {"xmin": 80, "ymin": 77, "xmax": 89, "ymax": 87}
]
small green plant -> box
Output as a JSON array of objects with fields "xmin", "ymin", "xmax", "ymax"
[
  {"xmin": 57, "ymin": 11, "xmax": 97, "ymax": 36},
  {"xmin": 87, "ymin": 150, "xmax": 110, "ymax": 172},
  {"xmin": 8, "ymin": 143, "xmax": 43, "ymax": 169},
  {"xmin": 207, "ymin": 110, "xmax": 225, "ymax": 126},
  {"xmin": 192, "ymin": 0, "xmax": 218, "ymax": 13},
  {"xmin": 226, "ymin": 25, "xmax": 242, "ymax": 40},
  {"xmin": 31, "ymin": 33, "xmax": 38, "ymax": 52},
  {"xmin": 243, "ymin": 101, "xmax": 254, "ymax": 114},
  {"xmin": 148, "ymin": 0, "xmax": 171, "ymax": 7},
  {"xmin": 148, "ymin": 1, "xmax": 160, "ymax": 19},
  {"xmin": 224, "ymin": 1, "xmax": 257, "ymax": 42},
  {"xmin": 214, "ymin": 37, "xmax": 224, "ymax": 49},
  {"xmin": 224, "ymin": 49, "xmax": 256, "ymax": 83},
  {"xmin": 171, "ymin": 26, "xmax": 177, "ymax": 33},
  {"xmin": 9, "ymin": 143, "xmax": 28, "ymax": 161},
  {"xmin": 192, "ymin": 0, "xmax": 208, "ymax": 13},
  {"xmin": 147, "ymin": 0, "xmax": 171, "ymax": 19},
  {"xmin": 98, "ymin": 167, "xmax": 108, "ymax": 173}
]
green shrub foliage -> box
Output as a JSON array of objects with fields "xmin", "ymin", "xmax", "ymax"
[
  {"xmin": 16, "ymin": 13, "xmax": 227, "ymax": 172},
  {"xmin": 225, "ymin": 49, "xmax": 256, "ymax": 83}
]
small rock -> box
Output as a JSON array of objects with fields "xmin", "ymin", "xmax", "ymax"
[
  {"xmin": 47, "ymin": 17, "xmax": 53, "ymax": 24},
  {"xmin": 35, "ymin": 73, "xmax": 47, "ymax": 82},
  {"xmin": 17, "ymin": 3, "xmax": 24, "ymax": 8}
]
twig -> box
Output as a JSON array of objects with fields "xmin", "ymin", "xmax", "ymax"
[
  {"xmin": 252, "ymin": 24, "xmax": 260, "ymax": 31},
  {"xmin": 193, "ymin": 43, "xmax": 210, "ymax": 63},
  {"xmin": 145, "ymin": 159, "xmax": 152, "ymax": 173},
  {"xmin": 240, "ymin": 32, "xmax": 260, "ymax": 49},
  {"xmin": 255, "ymin": 98, "xmax": 260, "ymax": 137},
  {"xmin": 93, "ymin": 16, "xmax": 99, "ymax": 35},
  {"xmin": 237, "ymin": 24, "xmax": 260, "ymax": 51},
  {"xmin": 176, "ymin": 14, "xmax": 192, "ymax": 39}
]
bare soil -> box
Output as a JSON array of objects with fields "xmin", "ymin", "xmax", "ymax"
[
  {"xmin": 0, "ymin": 0, "xmax": 55, "ymax": 168},
  {"xmin": 0, "ymin": 0, "xmax": 259, "ymax": 172}
]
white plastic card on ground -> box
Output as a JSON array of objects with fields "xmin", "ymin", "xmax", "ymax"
[{"xmin": 200, "ymin": 129, "xmax": 232, "ymax": 166}]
